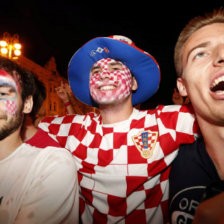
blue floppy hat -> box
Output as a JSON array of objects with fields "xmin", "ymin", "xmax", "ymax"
[{"xmin": 68, "ymin": 35, "xmax": 160, "ymax": 107}]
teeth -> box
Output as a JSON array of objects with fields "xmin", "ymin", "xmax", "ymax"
[
  {"xmin": 211, "ymin": 76, "xmax": 224, "ymax": 88},
  {"xmin": 215, "ymin": 90, "xmax": 224, "ymax": 95},
  {"xmin": 100, "ymin": 85, "xmax": 115, "ymax": 91}
]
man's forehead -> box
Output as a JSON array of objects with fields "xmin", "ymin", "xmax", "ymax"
[
  {"xmin": 182, "ymin": 23, "xmax": 224, "ymax": 63},
  {"xmin": 0, "ymin": 69, "xmax": 18, "ymax": 88},
  {"xmin": 92, "ymin": 58, "xmax": 123, "ymax": 68}
]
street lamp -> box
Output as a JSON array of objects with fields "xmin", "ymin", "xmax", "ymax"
[{"xmin": 0, "ymin": 32, "xmax": 22, "ymax": 59}]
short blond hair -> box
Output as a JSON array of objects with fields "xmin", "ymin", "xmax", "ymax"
[{"xmin": 174, "ymin": 8, "xmax": 224, "ymax": 77}]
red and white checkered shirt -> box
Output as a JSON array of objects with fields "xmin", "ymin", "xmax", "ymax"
[{"xmin": 36, "ymin": 105, "xmax": 198, "ymax": 224}]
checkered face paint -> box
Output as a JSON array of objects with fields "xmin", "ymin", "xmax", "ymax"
[
  {"xmin": 89, "ymin": 58, "xmax": 132, "ymax": 105},
  {"xmin": 0, "ymin": 70, "xmax": 19, "ymax": 115}
]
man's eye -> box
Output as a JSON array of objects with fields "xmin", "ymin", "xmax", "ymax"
[
  {"xmin": 91, "ymin": 69, "xmax": 100, "ymax": 75},
  {"xmin": 0, "ymin": 87, "xmax": 16, "ymax": 98},
  {"xmin": 112, "ymin": 66, "xmax": 122, "ymax": 71},
  {"xmin": 194, "ymin": 52, "xmax": 207, "ymax": 59},
  {"xmin": 0, "ymin": 92, "xmax": 9, "ymax": 97}
]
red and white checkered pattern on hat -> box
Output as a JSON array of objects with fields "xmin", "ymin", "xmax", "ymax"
[{"xmin": 37, "ymin": 105, "xmax": 198, "ymax": 224}]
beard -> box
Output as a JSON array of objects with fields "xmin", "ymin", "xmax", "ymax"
[{"xmin": 0, "ymin": 106, "xmax": 23, "ymax": 140}]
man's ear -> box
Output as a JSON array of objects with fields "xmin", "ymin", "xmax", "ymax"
[
  {"xmin": 23, "ymin": 96, "xmax": 33, "ymax": 114},
  {"xmin": 177, "ymin": 77, "xmax": 188, "ymax": 96},
  {"xmin": 131, "ymin": 76, "xmax": 138, "ymax": 91}
]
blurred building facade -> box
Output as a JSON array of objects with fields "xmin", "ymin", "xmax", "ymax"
[{"xmin": 17, "ymin": 55, "xmax": 67, "ymax": 117}]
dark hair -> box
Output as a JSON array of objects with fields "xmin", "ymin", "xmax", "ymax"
[
  {"xmin": 0, "ymin": 56, "xmax": 36, "ymax": 101},
  {"xmin": 29, "ymin": 76, "xmax": 46, "ymax": 121}
]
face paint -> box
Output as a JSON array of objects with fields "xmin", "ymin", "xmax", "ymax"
[
  {"xmin": 4, "ymin": 100, "xmax": 17, "ymax": 115},
  {"xmin": 0, "ymin": 70, "xmax": 19, "ymax": 115},
  {"xmin": 89, "ymin": 58, "xmax": 132, "ymax": 104}
]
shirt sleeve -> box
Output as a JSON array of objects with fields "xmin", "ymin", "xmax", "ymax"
[
  {"xmin": 26, "ymin": 128, "xmax": 62, "ymax": 148},
  {"xmin": 156, "ymin": 104, "xmax": 199, "ymax": 141},
  {"xmin": 37, "ymin": 114, "xmax": 88, "ymax": 148},
  {"xmin": 14, "ymin": 147, "xmax": 79, "ymax": 224}
]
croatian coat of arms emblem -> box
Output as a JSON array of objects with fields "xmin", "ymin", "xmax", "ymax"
[{"xmin": 132, "ymin": 130, "xmax": 158, "ymax": 159}]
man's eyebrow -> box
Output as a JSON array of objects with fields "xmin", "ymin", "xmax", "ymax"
[
  {"xmin": 109, "ymin": 62, "xmax": 122, "ymax": 66},
  {"xmin": 0, "ymin": 83, "xmax": 16, "ymax": 90},
  {"xmin": 186, "ymin": 41, "xmax": 210, "ymax": 60},
  {"xmin": 91, "ymin": 65, "xmax": 101, "ymax": 71}
]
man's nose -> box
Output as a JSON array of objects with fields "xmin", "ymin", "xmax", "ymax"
[
  {"xmin": 99, "ymin": 71, "xmax": 111, "ymax": 80},
  {"xmin": 214, "ymin": 44, "xmax": 224, "ymax": 66}
]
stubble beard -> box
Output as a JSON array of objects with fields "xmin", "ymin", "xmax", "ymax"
[{"xmin": 0, "ymin": 107, "xmax": 23, "ymax": 140}]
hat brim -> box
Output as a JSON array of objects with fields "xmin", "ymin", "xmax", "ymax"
[{"xmin": 68, "ymin": 37, "xmax": 160, "ymax": 107}]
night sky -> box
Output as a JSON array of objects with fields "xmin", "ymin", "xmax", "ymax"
[{"xmin": 0, "ymin": 0, "xmax": 223, "ymax": 108}]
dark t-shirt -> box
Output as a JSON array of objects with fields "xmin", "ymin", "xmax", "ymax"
[{"xmin": 169, "ymin": 137, "xmax": 224, "ymax": 224}]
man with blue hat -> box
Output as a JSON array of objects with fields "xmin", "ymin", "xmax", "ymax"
[{"xmin": 31, "ymin": 35, "xmax": 199, "ymax": 223}]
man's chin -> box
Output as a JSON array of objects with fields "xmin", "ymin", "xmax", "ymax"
[
  {"xmin": 95, "ymin": 100, "xmax": 116, "ymax": 106},
  {"xmin": 0, "ymin": 113, "xmax": 23, "ymax": 140},
  {"xmin": 95, "ymin": 96, "xmax": 131, "ymax": 108}
]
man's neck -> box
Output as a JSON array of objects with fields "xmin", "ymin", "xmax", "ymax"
[
  {"xmin": 99, "ymin": 97, "xmax": 134, "ymax": 124},
  {"xmin": 0, "ymin": 130, "xmax": 23, "ymax": 160},
  {"xmin": 21, "ymin": 123, "xmax": 37, "ymax": 141},
  {"xmin": 197, "ymin": 117, "xmax": 224, "ymax": 180}
]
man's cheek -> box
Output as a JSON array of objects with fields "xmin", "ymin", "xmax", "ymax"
[{"xmin": 1, "ymin": 100, "xmax": 17, "ymax": 115}]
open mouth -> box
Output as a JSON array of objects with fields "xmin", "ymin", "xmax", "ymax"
[
  {"xmin": 210, "ymin": 76, "xmax": 224, "ymax": 94},
  {"xmin": 98, "ymin": 83, "xmax": 118, "ymax": 91},
  {"xmin": 100, "ymin": 85, "xmax": 116, "ymax": 91}
]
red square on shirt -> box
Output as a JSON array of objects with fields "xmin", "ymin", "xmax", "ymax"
[
  {"xmin": 108, "ymin": 194, "xmax": 127, "ymax": 216},
  {"xmin": 113, "ymin": 132, "xmax": 127, "ymax": 149},
  {"xmin": 145, "ymin": 184, "xmax": 162, "ymax": 208},
  {"xmin": 128, "ymin": 145, "xmax": 147, "ymax": 164},
  {"xmin": 125, "ymin": 209, "xmax": 147, "ymax": 224}
]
